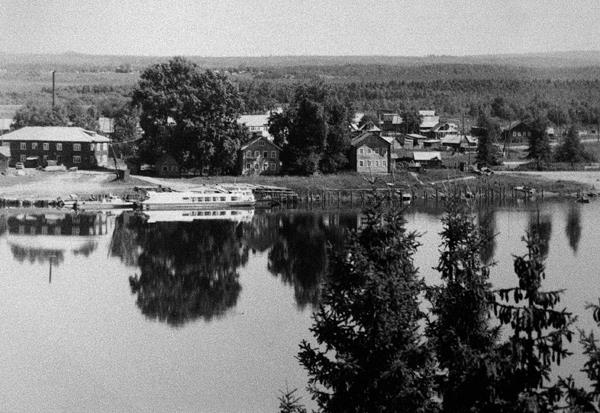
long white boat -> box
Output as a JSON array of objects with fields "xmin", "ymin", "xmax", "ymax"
[{"xmin": 139, "ymin": 184, "xmax": 256, "ymax": 210}]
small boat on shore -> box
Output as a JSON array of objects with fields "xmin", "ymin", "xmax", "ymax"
[
  {"xmin": 58, "ymin": 194, "xmax": 134, "ymax": 210},
  {"xmin": 138, "ymin": 184, "xmax": 255, "ymax": 210}
]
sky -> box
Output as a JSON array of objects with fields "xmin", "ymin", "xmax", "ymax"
[{"xmin": 1, "ymin": 0, "xmax": 600, "ymax": 57}]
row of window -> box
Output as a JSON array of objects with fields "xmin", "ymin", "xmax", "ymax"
[
  {"xmin": 512, "ymin": 131, "xmax": 531, "ymax": 137},
  {"xmin": 16, "ymin": 142, "xmax": 108, "ymax": 151},
  {"xmin": 246, "ymin": 150, "xmax": 277, "ymax": 159},
  {"xmin": 181, "ymin": 196, "xmax": 228, "ymax": 202},
  {"xmin": 359, "ymin": 160, "xmax": 387, "ymax": 168},
  {"xmin": 358, "ymin": 146, "xmax": 387, "ymax": 156},
  {"xmin": 18, "ymin": 154, "xmax": 102, "ymax": 164},
  {"xmin": 246, "ymin": 162, "xmax": 277, "ymax": 171}
]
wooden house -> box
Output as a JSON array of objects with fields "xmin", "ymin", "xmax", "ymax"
[
  {"xmin": 155, "ymin": 154, "xmax": 180, "ymax": 177},
  {"xmin": 0, "ymin": 126, "xmax": 111, "ymax": 169},
  {"xmin": 501, "ymin": 121, "xmax": 533, "ymax": 144},
  {"xmin": 350, "ymin": 132, "xmax": 392, "ymax": 174},
  {"xmin": 239, "ymin": 136, "xmax": 281, "ymax": 175}
]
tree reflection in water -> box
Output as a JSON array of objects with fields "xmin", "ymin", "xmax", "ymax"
[
  {"xmin": 478, "ymin": 208, "xmax": 497, "ymax": 265},
  {"xmin": 114, "ymin": 213, "xmax": 247, "ymax": 326},
  {"xmin": 565, "ymin": 204, "xmax": 582, "ymax": 254},
  {"xmin": 528, "ymin": 211, "xmax": 553, "ymax": 258},
  {"xmin": 267, "ymin": 213, "xmax": 351, "ymax": 309}
]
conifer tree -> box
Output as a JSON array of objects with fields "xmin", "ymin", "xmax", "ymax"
[
  {"xmin": 427, "ymin": 199, "xmax": 500, "ymax": 412},
  {"xmin": 494, "ymin": 229, "xmax": 575, "ymax": 410},
  {"xmin": 298, "ymin": 197, "xmax": 437, "ymax": 412}
]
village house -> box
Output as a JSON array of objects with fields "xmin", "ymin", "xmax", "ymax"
[
  {"xmin": 237, "ymin": 112, "xmax": 272, "ymax": 139},
  {"xmin": 399, "ymin": 133, "xmax": 429, "ymax": 149},
  {"xmin": 501, "ymin": 121, "xmax": 533, "ymax": 144},
  {"xmin": 155, "ymin": 153, "xmax": 180, "ymax": 177},
  {"xmin": 377, "ymin": 110, "xmax": 403, "ymax": 135},
  {"xmin": 0, "ymin": 126, "xmax": 111, "ymax": 169},
  {"xmin": 428, "ymin": 122, "xmax": 460, "ymax": 139},
  {"xmin": 440, "ymin": 134, "xmax": 478, "ymax": 152},
  {"xmin": 239, "ymin": 136, "xmax": 281, "ymax": 175},
  {"xmin": 419, "ymin": 110, "xmax": 440, "ymax": 135},
  {"xmin": 0, "ymin": 145, "xmax": 10, "ymax": 173},
  {"xmin": 350, "ymin": 131, "xmax": 392, "ymax": 174}
]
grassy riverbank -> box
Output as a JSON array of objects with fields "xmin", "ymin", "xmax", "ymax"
[{"xmin": 0, "ymin": 168, "xmax": 594, "ymax": 200}]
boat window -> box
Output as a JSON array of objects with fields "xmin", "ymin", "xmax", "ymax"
[
  {"xmin": 231, "ymin": 211, "xmax": 238, "ymax": 215},
  {"xmin": 231, "ymin": 197, "xmax": 239, "ymax": 201},
  {"xmin": 220, "ymin": 211, "xmax": 226, "ymax": 215},
  {"xmin": 213, "ymin": 197, "xmax": 218, "ymax": 202},
  {"xmin": 220, "ymin": 197, "xmax": 226, "ymax": 201},
  {"xmin": 182, "ymin": 197, "xmax": 189, "ymax": 200},
  {"xmin": 205, "ymin": 197, "xmax": 211, "ymax": 202}
]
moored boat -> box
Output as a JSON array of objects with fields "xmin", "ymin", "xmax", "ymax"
[{"xmin": 138, "ymin": 184, "xmax": 255, "ymax": 210}]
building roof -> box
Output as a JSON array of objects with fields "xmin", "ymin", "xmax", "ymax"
[
  {"xmin": 0, "ymin": 127, "xmax": 111, "ymax": 143},
  {"xmin": 0, "ymin": 146, "xmax": 11, "ymax": 158},
  {"xmin": 351, "ymin": 132, "xmax": 390, "ymax": 147},
  {"xmin": 238, "ymin": 114, "xmax": 269, "ymax": 128},
  {"xmin": 413, "ymin": 151, "xmax": 442, "ymax": 161},
  {"xmin": 406, "ymin": 133, "xmax": 428, "ymax": 139},
  {"xmin": 502, "ymin": 120, "xmax": 530, "ymax": 131},
  {"xmin": 240, "ymin": 135, "xmax": 282, "ymax": 151},
  {"xmin": 419, "ymin": 110, "xmax": 436, "ymax": 117}
]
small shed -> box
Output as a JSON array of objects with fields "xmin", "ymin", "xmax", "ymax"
[
  {"xmin": 413, "ymin": 151, "xmax": 443, "ymax": 168},
  {"xmin": 155, "ymin": 154, "xmax": 180, "ymax": 177},
  {"xmin": 0, "ymin": 145, "xmax": 10, "ymax": 173}
]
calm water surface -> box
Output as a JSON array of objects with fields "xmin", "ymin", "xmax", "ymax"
[{"xmin": 0, "ymin": 201, "xmax": 598, "ymax": 412}]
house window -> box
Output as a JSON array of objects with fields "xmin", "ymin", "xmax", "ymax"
[
  {"xmin": 56, "ymin": 155, "xmax": 62, "ymax": 163},
  {"xmin": 263, "ymin": 151, "xmax": 268, "ymax": 158},
  {"xmin": 254, "ymin": 151, "xmax": 259, "ymax": 157},
  {"xmin": 375, "ymin": 161, "xmax": 379, "ymax": 167},
  {"xmin": 246, "ymin": 163, "xmax": 251, "ymax": 169},
  {"xmin": 263, "ymin": 163, "xmax": 268, "ymax": 170},
  {"xmin": 382, "ymin": 160, "xmax": 387, "ymax": 167},
  {"xmin": 246, "ymin": 150, "xmax": 252, "ymax": 157},
  {"xmin": 31, "ymin": 142, "xmax": 38, "ymax": 150},
  {"xmin": 56, "ymin": 143, "xmax": 63, "ymax": 151},
  {"xmin": 513, "ymin": 131, "xmax": 517, "ymax": 137},
  {"xmin": 269, "ymin": 162, "xmax": 276, "ymax": 170},
  {"xmin": 359, "ymin": 148, "xmax": 364, "ymax": 154},
  {"xmin": 259, "ymin": 141, "xmax": 265, "ymax": 146},
  {"xmin": 20, "ymin": 154, "xmax": 26, "ymax": 162},
  {"xmin": 367, "ymin": 160, "xmax": 372, "ymax": 166},
  {"xmin": 359, "ymin": 160, "xmax": 364, "ymax": 167},
  {"xmin": 90, "ymin": 143, "xmax": 95, "ymax": 151},
  {"xmin": 102, "ymin": 143, "xmax": 108, "ymax": 151},
  {"xmin": 73, "ymin": 143, "xmax": 81, "ymax": 151},
  {"xmin": 43, "ymin": 143, "xmax": 49, "ymax": 151},
  {"xmin": 20, "ymin": 142, "xmax": 26, "ymax": 150},
  {"xmin": 73, "ymin": 156, "xmax": 81, "ymax": 164},
  {"xmin": 271, "ymin": 151, "xmax": 276, "ymax": 158}
]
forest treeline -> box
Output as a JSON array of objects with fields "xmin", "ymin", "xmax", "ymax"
[{"xmin": 2, "ymin": 58, "xmax": 600, "ymax": 125}]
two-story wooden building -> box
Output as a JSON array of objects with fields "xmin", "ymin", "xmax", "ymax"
[
  {"xmin": 350, "ymin": 132, "xmax": 392, "ymax": 174},
  {"xmin": 501, "ymin": 121, "xmax": 534, "ymax": 144},
  {"xmin": 0, "ymin": 126, "xmax": 111, "ymax": 169},
  {"xmin": 239, "ymin": 136, "xmax": 282, "ymax": 175}
]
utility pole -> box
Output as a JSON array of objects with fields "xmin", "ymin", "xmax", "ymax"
[{"xmin": 52, "ymin": 70, "xmax": 56, "ymax": 107}]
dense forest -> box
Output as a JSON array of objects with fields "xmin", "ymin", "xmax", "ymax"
[{"xmin": 2, "ymin": 52, "xmax": 600, "ymax": 126}]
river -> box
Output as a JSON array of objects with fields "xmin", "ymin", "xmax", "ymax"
[{"xmin": 0, "ymin": 200, "xmax": 596, "ymax": 412}]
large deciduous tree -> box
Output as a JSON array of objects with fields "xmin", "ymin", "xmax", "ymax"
[
  {"xmin": 132, "ymin": 57, "xmax": 248, "ymax": 174},
  {"xmin": 476, "ymin": 112, "xmax": 502, "ymax": 166}
]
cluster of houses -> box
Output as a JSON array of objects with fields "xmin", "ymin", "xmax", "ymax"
[{"xmin": 0, "ymin": 103, "xmax": 540, "ymax": 176}]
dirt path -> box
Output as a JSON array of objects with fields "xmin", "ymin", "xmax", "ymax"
[{"xmin": 0, "ymin": 170, "xmax": 143, "ymax": 198}]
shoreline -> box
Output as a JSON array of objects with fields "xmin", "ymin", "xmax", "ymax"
[{"xmin": 0, "ymin": 169, "xmax": 596, "ymax": 201}]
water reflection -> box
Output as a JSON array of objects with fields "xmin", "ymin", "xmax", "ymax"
[
  {"xmin": 113, "ymin": 213, "xmax": 247, "ymax": 326},
  {"xmin": 267, "ymin": 213, "xmax": 337, "ymax": 309},
  {"xmin": 528, "ymin": 211, "xmax": 553, "ymax": 257},
  {"xmin": 565, "ymin": 205, "xmax": 582, "ymax": 254},
  {"xmin": 478, "ymin": 208, "xmax": 497, "ymax": 265},
  {"xmin": 7, "ymin": 212, "xmax": 107, "ymax": 267}
]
